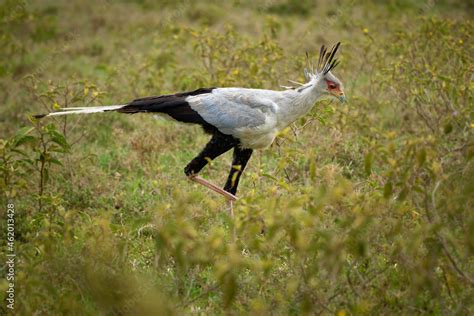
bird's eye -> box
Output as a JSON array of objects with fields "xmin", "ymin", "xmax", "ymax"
[{"xmin": 326, "ymin": 80, "xmax": 337, "ymax": 89}]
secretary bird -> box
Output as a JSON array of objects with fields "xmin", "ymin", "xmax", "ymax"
[{"xmin": 34, "ymin": 43, "xmax": 345, "ymax": 203}]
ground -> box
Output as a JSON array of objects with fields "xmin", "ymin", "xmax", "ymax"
[{"xmin": 0, "ymin": 0, "xmax": 473, "ymax": 314}]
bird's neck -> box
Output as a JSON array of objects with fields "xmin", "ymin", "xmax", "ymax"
[{"xmin": 278, "ymin": 82, "xmax": 322, "ymax": 129}]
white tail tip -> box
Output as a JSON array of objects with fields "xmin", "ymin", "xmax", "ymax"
[{"xmin": 34, "ymin": 105, "xmax": 125, "ymax": 119}]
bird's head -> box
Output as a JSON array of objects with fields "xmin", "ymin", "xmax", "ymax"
[{"xmin": 302, "ymin": 42, "xmax": 345, "ymax": 103}]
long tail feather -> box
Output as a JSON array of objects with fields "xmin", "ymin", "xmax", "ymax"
[{"xmin": 34, "ymin": 105, "xmax": 125, "ymax": 119}]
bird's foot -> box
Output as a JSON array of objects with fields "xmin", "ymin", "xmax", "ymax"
[{"xmin": 187, "ymin": 175, "xmax": 238, "ymax": 201}]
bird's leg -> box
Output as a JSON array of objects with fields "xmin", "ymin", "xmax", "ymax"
[
  {"xmin": 223, "ymin": 147, "xmax": 253, "ymax": 196},
  {"xmin": 224, "ymin": 145, "xmax": 253, "ymax": 242},
  {"xmin": 184, "ymin": 132, "xmax": 238, "ymax": 200},
  {"xmin": 189, "ymin": 175, "xmax": 237, "ymax": 201},
  {"xmin": 222, "ymin": 147, "xmax": 252, "ymax": 242}
]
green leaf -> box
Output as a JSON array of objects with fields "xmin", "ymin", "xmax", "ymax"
[
  {"xmin": 48, "ymin": 130, "xmax": 70, "ymax": 151},
  {"xmin": 48, "ymin": 157, "xmax": 63, "ymax": 166},
  {"xmin": 443, "ymin": 122, "xmax": 453, "ymax": 134},
  {"xmin": 11, "ymin": 127, "xmax": 35, "ymax": 148},
  {"xmin": 383, "ymin": 181, "xmax": 393, "ymax": 199},
  {"xmin": 45, "ymin": 123, "xmax": 57, "ymax": 132},
  {"xmin": 221, "ymin": 272, "xmax": 237, "ymax": 308},
  {"xmin": 364, "ymin": 152, "xmax": 373, "ymax": 176},
  {"xmin": 13, "ymin": 135, "xmax": 35, "ymax": 148},
  {"xmin": 44, "ymin": 168, "xmax": 49, "ymax": 183},
  {"xmin": 261, "ymin": 173, "xmax": 277, "ymax": 181},
  {"xmin": 417, "ymin": 149, "xmax": 426, "ymax": 166},
  {"xmin": 18, "ymin": 158, "xmax": 34, "ymax": 166},
  {"xmin": 11, "ymin": 148, "xmax": 31, "ymax": 157},
  {"xmin": 309, "ymin": 159, "xmax": 316, "ymax": 181},
  {"xmin": 397, "ymin": 186, "xmax": 409, "ymax": 201}
]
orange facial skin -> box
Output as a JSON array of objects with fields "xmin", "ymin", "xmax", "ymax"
[{"xmin": 326, "ymin": 80, "xmax": 345, "ymax": 102}]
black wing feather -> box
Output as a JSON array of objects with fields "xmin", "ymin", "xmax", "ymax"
[{"xmin": 117, "ymin": 87, "xmax": 215, "ymax": 127}]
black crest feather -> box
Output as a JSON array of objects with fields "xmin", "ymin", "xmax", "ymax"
[{"xmin": 317, "ymin": 42, "xmax": 341, "ymax": 74}]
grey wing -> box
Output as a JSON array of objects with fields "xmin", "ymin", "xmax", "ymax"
[{"xmin": 186, "ymin": 90, "xmax": 275, "ymax": 135}]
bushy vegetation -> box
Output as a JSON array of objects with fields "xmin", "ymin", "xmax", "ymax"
[{"xmin": 0, "ymin": 0, "xmax": 473, "ymax": 314}]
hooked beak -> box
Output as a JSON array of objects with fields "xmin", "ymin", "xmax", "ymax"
[
  {"xmin": 330, "ymin": 88, "xmax": 346, "ymax": 103},
  {"xmin": 338, "ymin": 93, "xmax": 346, "ymax": 103}
]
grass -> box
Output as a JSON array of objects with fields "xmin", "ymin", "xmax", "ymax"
[{"xmin": 0, "ymin": 0, "xmax": 473, "ymax": 314}]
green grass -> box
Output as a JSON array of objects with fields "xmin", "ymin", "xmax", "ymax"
[{"xmin": 0, "ymin": 0, "xmax": 473, "ymax": 314}]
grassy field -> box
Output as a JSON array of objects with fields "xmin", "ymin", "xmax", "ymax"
[{"xmin": 0, "ymin": 0, "xmax": 473, "ymax": 314}]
